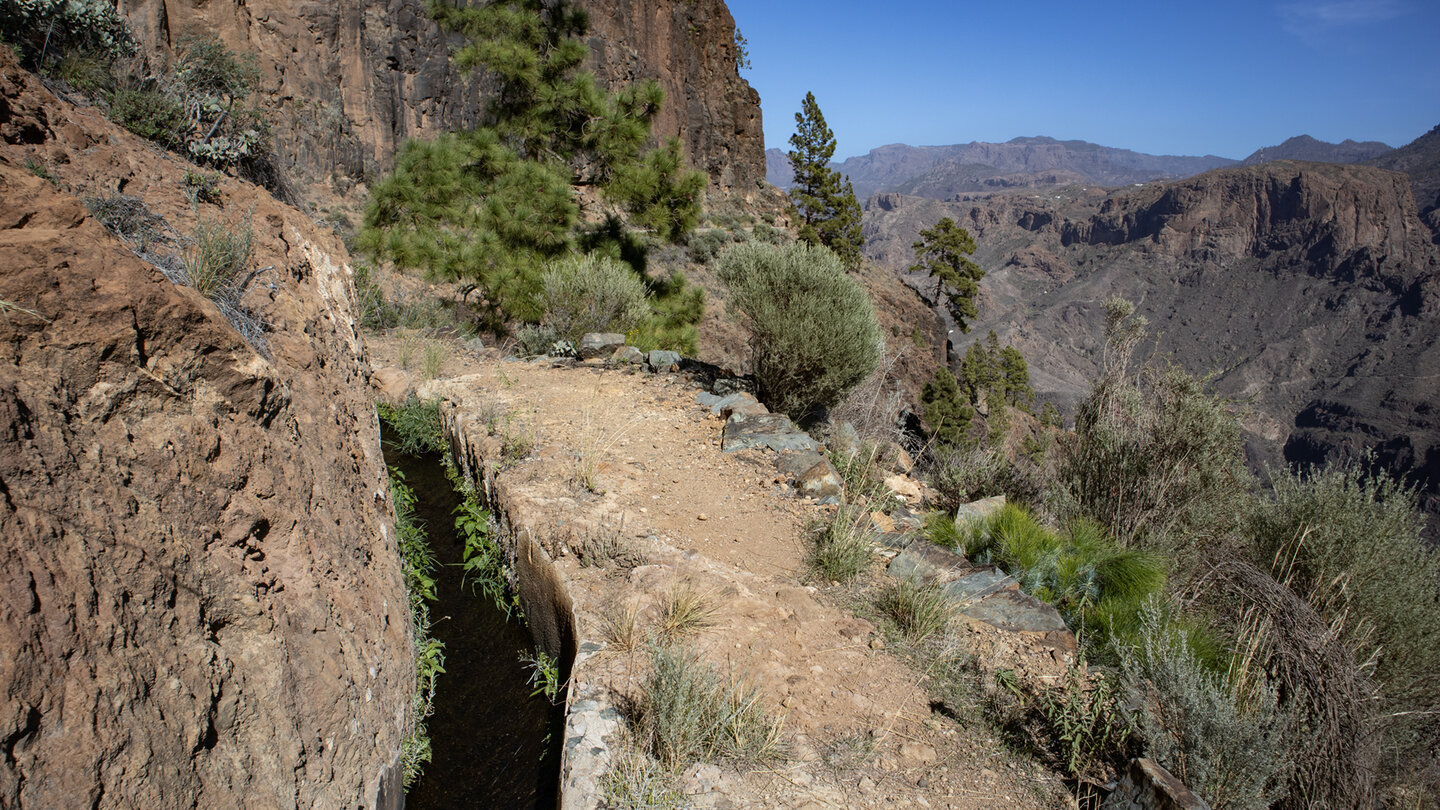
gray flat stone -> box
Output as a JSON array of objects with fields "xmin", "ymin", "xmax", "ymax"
[
  {"xmin": 696, "ymin": 392, "xmax": 722, "ymax": 408},
  {"xmin": 795, "ymin": 457, "xmax": 843, "ymax": 499},
  {"xmin": 886, "ymin": 541, "xmax": 970, "ymax": 582},
  {"xmin": 577, "ymin": 332, "xmax": 626, "ymax": 359},
  {"xmin": 720, "ymin": 413, "xmax": 820, "ymax": 453},
  {"xmin": 955, "ymin": 495, "xmax": 1006, "ymax": 527},
  {"xmin": 711, "ymin": 391, "xmax": 760, "ymax": 416},
  {"xmin": 942, "ymin": 567, "xmax": 1018, "ymax": 602},
  {"xmin": 776, "ymin": 449, "xmax": 827, "ymax": 477},
  {"xmin": 959, "ymin": 589, "xmax": 1068, "ymax": 633},
  {"xmin": 646, "ymin": 349, "xmax": 683, "ymax": 372}
]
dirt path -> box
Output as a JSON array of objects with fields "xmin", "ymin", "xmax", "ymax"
[{"xmin": 375, "ymin": 339, "xmax": 1066, "ymax": 809}]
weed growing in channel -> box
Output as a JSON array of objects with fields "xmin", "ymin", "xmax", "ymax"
[
  {"xmin": 388, "ymin": 468, "xmax": 444, "ymax": 788},
  {"xmin": 520, "ymin": 649, "xmax": 562, "ymax": 703}
]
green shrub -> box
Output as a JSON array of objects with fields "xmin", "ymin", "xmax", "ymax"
[
  {"xmin": 640, "ymin": 644, "xmax": 785, "ymax": 769},
  {"xmin": 717, "ymin": 241, "xmax": 881, "ymax": 421},
  {"xmin": 0, "ymin": 0, "xmax": 136, "ymax": 67},
  {"xmin": 927, "ymin": 444, "xmax": 1039, "ymax": 513},
  {"xmin": 1117, "ymin": 601, "xmax": 1292, "ymax": 810},
  {"xmin": 182, "ymin": 215, "xmax": 253, "ymax": 302},
  {"xmin": 538, "ymin": 253, "xmax": 650, "ymax": 344},
  {"xmin": 110, "ymin": 86, "xmax": 189, "ymax": 149},
  {"xmin": 605, "ymin": 137, "xmax": 705, "ymax": 242},
  {"xmin": 921, "ymin": 367, "xmax": 974, "ymax": 449},
  {"xmin": 182, "ymin": 169, "xmax": 222, "ymax": 205},
  {"xmin": 1246, "ymin": 460, "xmax": 1438, "ymax": 786},
  {"xmin": 807, "ymin": 505, "xmax": 873, "ymax": 583},
  {"xmin": 1061, "ymin": 298, "xmax": 1250, "ymax": 551}
]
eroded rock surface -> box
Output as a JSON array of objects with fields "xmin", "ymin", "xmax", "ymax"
[{"xmin": 1, "ymin": 50, "xmax": 408, "ymax": 809}]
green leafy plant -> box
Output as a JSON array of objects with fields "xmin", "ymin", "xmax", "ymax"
[
  {"xmin": 520, "ymin": 649, "xmax": 561, "ymax": 702},
  {"xmin": 717, "ymin": 241, "xmax": 881, "ymax": 422},
  {"xmin": 182, "ymin": 169, "xmax": 222, "ymax": 205},
  {"xmin": 454, "ymin": 495, "xmax": 513, "ymax": 616},
  {"xmin": 0, "ymin": 0, "xmax": 136, "ymax": 67},
  {"xmin": 1035, "ymin": 664, "xmax": 1134, "ymax": 781}
]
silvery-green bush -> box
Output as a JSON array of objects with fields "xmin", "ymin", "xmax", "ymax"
[
  {"xmin": 0, "ymin": 0, "xmax": 136, "ymax": 65},
  {"xmin": 538, "ymin": 253, "xmax": 650, "ymax": 344},
  {"xmin": 717, "ymin": 241, "xmax": 881, "ymax": 421}
]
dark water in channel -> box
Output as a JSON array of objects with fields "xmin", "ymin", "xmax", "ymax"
[{"xmin": 383, "ymin": 445, "xmax": 562, "ymax": 810}]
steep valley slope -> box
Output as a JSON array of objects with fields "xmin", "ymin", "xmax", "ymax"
[{"xmin": 864, "ymin": 160, "xmax": 1440, "ymax": 523}]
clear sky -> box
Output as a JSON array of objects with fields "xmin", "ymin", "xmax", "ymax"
[{"xmin": 723, "ymin": 0, "xmax": 1439, "ymax": 161}]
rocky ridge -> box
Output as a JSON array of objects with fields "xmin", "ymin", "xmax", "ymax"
[
  {"xmin": 765, "ymin": 138, "xmax": 1239, "ymax": 200},
  {"xmin": 1240, "ymin": 134, "xmax": 1392, "ymax": 167},
  {"xmin": 1, "ymin": 48, "xmax": 409, "ymax": 808},
  {"xmin": 115, "ymin": 0, "xmax": 766, "ymax": 204}
]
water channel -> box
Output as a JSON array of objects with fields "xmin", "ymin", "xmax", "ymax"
[{"xmin": 383, "ymin": 443, "xmax": 562, "ymax": 809}]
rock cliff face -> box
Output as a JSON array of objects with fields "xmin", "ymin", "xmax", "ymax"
[
  {"xmin": 0, "ymin": 50, "xmax": 410, "ymax": 808},
  {"xmin": 864, "ymin": 161, "xmax": 1440, "ymax": 525},
  {"xmin": 115, "ymin": 0, "xmax": 765, "ymax": 202}
]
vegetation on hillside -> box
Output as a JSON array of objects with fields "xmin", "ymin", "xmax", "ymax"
[
  {"xmin": 909, "ymin": 216, "xmax": 984, "ymax": 332},
  {"xmin": 357, "ymin": 0, "xmax": 707, "ymax": 341}
]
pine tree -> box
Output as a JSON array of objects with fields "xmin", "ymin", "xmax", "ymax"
[
  {"xmin": 921, "ymin": 368, "xmax": 974, "ymax": 449},
  {"xmin": 909, "ymin": 217, "xmax": 985, "ymax": 332},
  {"xmin": 1000, "ymin": 345, "xmax": 1034, "ymax": 411},
  {"xmin": 960, "ymin": 342, "xmax": 992, "ymax": 406},
  {"xmin": 787, "ymin": 92, "xmax": 865, "ymax": 270}
]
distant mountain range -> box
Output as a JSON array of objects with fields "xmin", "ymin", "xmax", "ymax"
[{"xmin": 766, "ymin": 135, "xmax": 1400, "ymax": 199}]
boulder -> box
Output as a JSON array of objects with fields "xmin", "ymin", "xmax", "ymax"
[
  {"xmin": 710, "ymin": 391, "xmax": 760, "ymax": 417},
  {"xmin": 956, "ymin": 495, "xmax": 1006, "ymax": 528},
  {"xmin": 372, "ymin": 365, "xmax": 416, "ymax": 402},
  {"xmin": 612, "ymin": 345, "xmax": 645, "ymax": 365},
  {"xmin": 795, "ymin": 458, "xmax": 844, "ymax": 500},
  {"xmin": 578, "ymin": 332, "xmax": 626, "ymax": 359},
  {"xmin": 721, "ymin": 395, "xmax": 768, "ymax": 422},
  {"xmin": 721, "ymin": 413, "xmax": 821, "ymax": 453},
  {"xmin": 830, "ymin": 421, "xmax": 862, "ymax": 459},
  {"xmin": 777, "ymin": 449, "xmax": 827, "ymax": 478},
  {"xmin": 883, "ymin": 474, "xmax": 924, "ymax": 503},
  {"xmin": 646, "ymin": 349, "xmax": 683, "ymax": 372}
]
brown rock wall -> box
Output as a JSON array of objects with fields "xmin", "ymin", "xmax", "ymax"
[
  {"xmin": 0, "ymin": 50, "xmax": 410, "ymax": 809},
  {"xmin": 115, "ymin": 0, "xmax": 765, "ymax": 202}
]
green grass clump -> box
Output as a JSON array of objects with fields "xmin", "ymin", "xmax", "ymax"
[
  {"xmin": 182, "ymin": 215, "xmax": 253, "ymax": 302},
  {"xmin": 807, "ymin": 506, "xmax": 874, "ymax": 583},
  {"xmin": 640, "ymin": 644, "xmax": 785, "ymax": 769},
  {"xmin": 963, "ymin": 504, "xmax": 1166, "ymax": 648},
  {"xmin": 876, "ymin": 577, "xmax": 954, "ymax": 640}
]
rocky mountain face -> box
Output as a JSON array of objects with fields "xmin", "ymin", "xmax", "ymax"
[
  {"xmin": 116, "ymin": 0, "xmax": 765, "ymax": 204},
  {"xmin": 1241, "ymin": 134, "xmax": 1393, "ymax": 167},
  {"xmin": 1, "ymin": 49, "xmax": 410, "ymax": 808},
  {"xmin": 766, "ymin": 137, "xmax": 1238, "ymax": 199},
  {"xmin": 1366, "ymin": 124, "xmax": 1440, "ymax": 230},
  {"xmin": 864, "ymin": 161, "xmax": 1440, "ymax": 524}
]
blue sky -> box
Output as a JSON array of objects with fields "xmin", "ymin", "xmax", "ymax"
[{"xmin": 724, "ymin": 0, "xmax": 1439, "ymax": 160}]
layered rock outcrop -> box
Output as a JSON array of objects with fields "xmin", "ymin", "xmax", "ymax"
[
  {"xmin": 115, "ymin": 0, "xmax": 765, "ymax": 201},
  {"xmin": 1, "ymin": 49, "xmax": 410, "ymax": 808}
]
